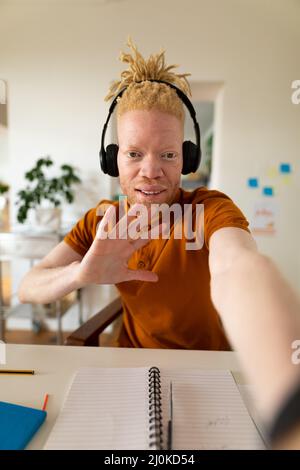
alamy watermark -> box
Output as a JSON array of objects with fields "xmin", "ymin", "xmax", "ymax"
[
  {"xmin": 0, "ymin": 340, "xmax": 6, "ymax": 365},
  {"xmin": 96, "ymin": 197, "xmax": 205, "ymax": 251},
  {"xmin": 291, "ymin": 339, "xmax": 300, "ymax": 365},
  {"xmin": 291, "ymin": 80, "xmax": 300, "ymax": 105}
]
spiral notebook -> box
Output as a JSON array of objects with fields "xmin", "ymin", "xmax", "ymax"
[{"xmin": 44, "ymin": 367, "xmax": 265, "ymax": 450}]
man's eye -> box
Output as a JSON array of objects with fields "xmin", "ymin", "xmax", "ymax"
[
  {"xmin": 127, "ymin": 151, "xmax": 141, "ymax": 158},
  {"xmin": 162, "ymin": 152, "xmax": 176, "ymax": 160}
]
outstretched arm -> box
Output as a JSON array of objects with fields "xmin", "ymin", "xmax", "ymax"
[{"xmin": 209, "ymin": 227, "xmax": 300, "ymax": 430}]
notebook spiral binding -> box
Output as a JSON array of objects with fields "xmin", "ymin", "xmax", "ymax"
[{"xmin": 148, "ymin": 366, "xmax": 163, "ymax": 450}]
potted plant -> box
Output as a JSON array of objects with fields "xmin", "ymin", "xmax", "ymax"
[{"xmin": 16, "ymin": 156, "xmax": 81, "ymax": 231}]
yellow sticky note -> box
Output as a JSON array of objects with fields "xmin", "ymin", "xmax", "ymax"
[
  {"xmin": 267, "ymin": 166, "xmax": 278, "ymax": 178},
  {"xmin": 281, "ymin": 175, "xmax": 292, "ymax": 185}
]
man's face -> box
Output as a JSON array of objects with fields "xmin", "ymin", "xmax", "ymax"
[{"xmin": 117, "ymin": 109, "xmax": 183, "ymax": 207}]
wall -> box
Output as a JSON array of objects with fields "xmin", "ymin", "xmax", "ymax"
[{"xmin": 0, "ymin": 0, "xmax": 299, "ymax": 292}]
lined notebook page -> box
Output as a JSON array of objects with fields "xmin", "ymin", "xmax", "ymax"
[
  {"xmin": 44, "ymin": 368, "xmax": 149, "ymax": 450},
  {"xmin": 160, "ymin": 369, "xmax": 265, "ymax": 450}
]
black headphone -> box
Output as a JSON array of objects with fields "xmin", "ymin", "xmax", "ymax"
[{"xmin": 99, "ymin": 80, "xmax": 201, "ymax": 177}]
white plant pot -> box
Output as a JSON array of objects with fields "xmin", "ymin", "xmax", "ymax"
[
  {"xmin": 0, "ymin": 195, "xmax": 9, "ymax": 229},
  {"xmin": 34, "ymin": 207, "xmax": 62, "ymax": 232},
  {"xmin": 0, "ymin": 195, "xmax": 7, "ymax": 211}
]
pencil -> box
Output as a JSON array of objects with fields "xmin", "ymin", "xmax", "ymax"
[
  {"xmin": 0, "ymin": 369, "xmax": 35, "ymax": 375},
  {"xmin": 42, "ymin": 394, "xmax": 49, "ymax": 411}
]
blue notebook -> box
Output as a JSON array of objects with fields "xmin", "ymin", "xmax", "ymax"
[{"xmin": 0, "ymin": 401, "xmax": 47, "ymax": 450}]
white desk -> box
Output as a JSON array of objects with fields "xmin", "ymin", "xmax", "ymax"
[{"xmin": 0, "ymin": 344, "xmax": 247, "ymax": 449}]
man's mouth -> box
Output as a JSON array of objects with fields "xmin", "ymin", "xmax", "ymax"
[{"xmin": 135, "ymin": 188, "xmax": 166, "ymax": 196}]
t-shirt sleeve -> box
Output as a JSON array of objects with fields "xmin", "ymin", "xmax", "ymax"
[
  {"xmin": 63, "ymin": 207, "xmax": 99, "ymax": 257},
  {"xmin": 202, "ymin": 192, "xmax": 250, "ymax": 250}
]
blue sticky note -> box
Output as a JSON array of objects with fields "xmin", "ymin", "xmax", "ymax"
[
  {"xmin": 279, "ymin": 163, "xmax": 291, "ymax": 174},
  {"xmin": 263, "ymin": 187, "xmax": 274, "ymax": 196},
  {"xmin": 248, "ymin": 178, "xmax": 259, "ymax": 188},
  {"xmin": 0, "ymin": 401, "xmax": 47, "ymax": 450}
]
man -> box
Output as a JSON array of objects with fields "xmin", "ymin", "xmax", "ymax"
[{"xmin": 18, "ymin": 39, "xmax": 256, "ymax": 350}]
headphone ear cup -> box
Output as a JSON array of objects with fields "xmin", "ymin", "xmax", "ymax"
[
  {"xmin": 182, "ymin": 141, "xmax": 200, "ymax": 175},
  {"xmin": 105, "ymin": 144, "xmax": 119, "ymax": 177},
  {"xmin": 100, "ymin": 147, "xmax": 107, "ymax": 174}
]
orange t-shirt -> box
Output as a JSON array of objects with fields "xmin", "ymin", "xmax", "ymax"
[{"xmin": 64, "ymin": 187, "xmax": 250, "ymax": 350}]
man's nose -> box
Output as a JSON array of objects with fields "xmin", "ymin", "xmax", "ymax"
[{"xmin": 139, "ymin": 154, "xmax": 164, "ymax": 179}]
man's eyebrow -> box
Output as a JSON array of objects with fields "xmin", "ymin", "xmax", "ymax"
[
  {"xmin": 123, "ymin": 143, "xmax": 141, "ymax": 148},
  {"xmin": 121, "ymin": 142, "xmax": 179, "ymax": 149},
  {"xmin": 120, "ymin": 144, "xmax": 142, "ymax": 151}
]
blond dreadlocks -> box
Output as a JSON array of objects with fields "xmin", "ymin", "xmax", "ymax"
[{"xmin": 105, "ymin": 38, "xmax": 192, "ymax": 122}]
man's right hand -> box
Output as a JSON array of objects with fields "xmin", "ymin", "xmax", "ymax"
[{"xmin": 75, "ymin": 204, "xmax": 162, "ymax": 287}]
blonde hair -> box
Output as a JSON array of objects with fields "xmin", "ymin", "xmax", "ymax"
[{"xmin": 105, "ymin": 38, "xmax": 192, "ymax": 122}]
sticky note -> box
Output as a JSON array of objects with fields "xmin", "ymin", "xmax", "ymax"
[
  {"xmin": 279, "ymin": 163, "xmax": 291, "ymax": 174},
  {"xmin": 267, "ymin": 166, "xmax": 278, "ymax": 178},
  {"xmin": 263, "ymin": 187, "xmax": 274, "ymax": 196},
  {"xmin": 282, "ymin": 175, "xmax": 292, "ymax": 185},
  {"xmin": 248, "ymin": 178, "xmax": 259, "ymax": 188}
]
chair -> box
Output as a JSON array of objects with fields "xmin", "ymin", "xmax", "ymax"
[
  {"xmin": 0, "ymin": 231, "xmax": 83, "ymax": 344},
  {"xmin": 64, "ymin": 296, "xmax": 123, "ymax": 346}
]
